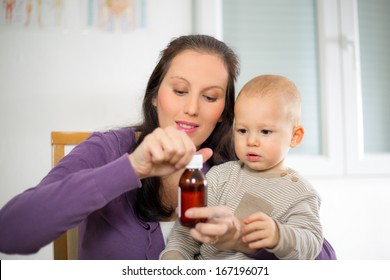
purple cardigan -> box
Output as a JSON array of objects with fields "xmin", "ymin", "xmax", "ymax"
[{"xmin": 0, "ymin": 128, "xmax": 336, "ymax": 259}]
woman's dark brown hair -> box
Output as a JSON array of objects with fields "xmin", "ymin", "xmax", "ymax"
[{"xmin": 134, "ymin": 34, "xmax": 240, "ymax": 221}]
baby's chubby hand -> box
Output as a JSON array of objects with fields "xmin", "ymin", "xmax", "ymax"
[{"xmin": 241, "ymin": 211, "xmax": 279, "ymax": 249}]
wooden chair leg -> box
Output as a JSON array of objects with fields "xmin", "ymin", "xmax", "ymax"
[{"xmin": 53, "ymin": 233, "xmax": 68, "ymax": 260}]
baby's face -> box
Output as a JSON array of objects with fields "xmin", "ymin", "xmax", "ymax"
[{"xmin": 233, "ymin": 94, "xmax": 295, "ymax": 173}]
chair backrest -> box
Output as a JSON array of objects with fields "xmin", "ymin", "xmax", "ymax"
[{"xmin": 51, "ymin": 131, "xmax": 92, "ymax": 260}]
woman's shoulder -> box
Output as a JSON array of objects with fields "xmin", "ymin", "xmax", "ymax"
[{"xmin": 89, "ymin": 127, "xmax": 136, "ymax": 154}]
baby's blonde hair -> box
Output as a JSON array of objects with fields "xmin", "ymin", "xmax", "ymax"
[{"xmin": 237, "ymin": 74, "xmax": 302, "ymax": 125}]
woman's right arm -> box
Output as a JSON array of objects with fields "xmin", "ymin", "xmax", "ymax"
[
  {"xmin": 0, "ymin": 131, "xmax": 141, "ymax": 254},
  {"xmin": 0, "ymin": 126, "xmax": 209, "ymax": 255}
]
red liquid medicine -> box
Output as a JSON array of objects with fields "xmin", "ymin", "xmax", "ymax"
[{"xmin": 179, "ymin": 154, "xmax": 207, "ymax": 227}]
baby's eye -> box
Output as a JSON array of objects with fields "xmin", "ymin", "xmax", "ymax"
[
  {"xmin": 261, "ymin": 129, "xmax": 272, "ymax": 135},
  {"xmin": 237, "ymin": 128, "xmax": 247, "ymax": 134}
]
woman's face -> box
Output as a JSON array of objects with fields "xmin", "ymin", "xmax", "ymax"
[{"xmin": 153, "ymin": 50, "xmax": 228, "ymax": 148}]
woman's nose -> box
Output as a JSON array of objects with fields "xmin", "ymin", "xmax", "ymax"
[{"xmin": 184, "ymin": 94, "xmax": 199, "ymax": 116}]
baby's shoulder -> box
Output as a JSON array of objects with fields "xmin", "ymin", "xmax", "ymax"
[{"xmin": 208, "ymin": 160, "xmax": 242, "ymax": 176}]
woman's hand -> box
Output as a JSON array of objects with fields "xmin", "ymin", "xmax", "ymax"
[
  {"xmin": 186, "ymin": 206, "xmax": 255, "ymax": 254},
  {"xmin": 241, "ymin": 211, "xmax": 279, "ymax": 250},
  {"xmin": 128, "ymin": 126, "xmax": 212, "ymax": 179}
]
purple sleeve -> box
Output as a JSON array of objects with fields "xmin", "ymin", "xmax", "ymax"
[{"xmin": 0, "ymin": 131, "xmax": 141, "ymax": 254}]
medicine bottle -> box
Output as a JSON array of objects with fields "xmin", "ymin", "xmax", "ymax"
[{"xmin": 178, "ymin": 154, "xmax": 207, "ymax": 227}]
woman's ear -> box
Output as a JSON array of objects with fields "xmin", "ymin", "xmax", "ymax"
[
  {"xmin": 152, "ymin": 97, "xmax": 157, "ymax": 107},
  {"xmin": 290, "ymin": 126, "xmax": 304, "ymax": 148}
]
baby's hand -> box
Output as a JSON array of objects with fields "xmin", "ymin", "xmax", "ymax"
[{"xmin": 241, "ymin": 211, "xmax": 279, "ymax": 249}]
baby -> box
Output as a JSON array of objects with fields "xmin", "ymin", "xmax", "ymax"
[{"xmin": 161, "ymin": 75, "xmax": 323, "ymax": 260}]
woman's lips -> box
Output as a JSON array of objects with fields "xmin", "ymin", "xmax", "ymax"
[{"xmin": 176, "ymin": 121, "xmax": 199, "ymax": 134}]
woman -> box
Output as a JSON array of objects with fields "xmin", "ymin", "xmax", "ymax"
[
  {"xmin": 0, "ymin": 34, "xmax": 238, "ymax": 259},
  {"xmin": 0, "ymin": 34, "xmax": 335, "ymax": 259}
]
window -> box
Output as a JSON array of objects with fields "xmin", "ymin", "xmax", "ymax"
[
  {"xmin": 193, "ymin": 0, "xmax": 390, "ymax": 176},
  {"xmin": 340, "ymin": 0, "xmax": 390, "ymax": 175},
  {"xmin": 358, "ymin": 0, "xmax": 390, "ymax": 154}
]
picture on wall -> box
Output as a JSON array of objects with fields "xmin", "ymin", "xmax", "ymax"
[
  {"xmin": 0, "ymin": 0, "xmax": 147, "ymax": 32},
  {"xmin": 0, "ymin": 0, "xmax": 66, "ymax": 29},
  {"xmin": 85, "ymin": 0, "xmax": 147, "ymax": 32}
]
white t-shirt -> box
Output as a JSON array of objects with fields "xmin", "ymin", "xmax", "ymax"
[{"xmin": 159, "ymin": 221, "xmax": 176, "ymax": 244}]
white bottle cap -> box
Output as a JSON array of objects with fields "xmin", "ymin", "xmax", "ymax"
[{"xmin": 186, "ymin": 154, "xmax": 203, "ymax": 169}]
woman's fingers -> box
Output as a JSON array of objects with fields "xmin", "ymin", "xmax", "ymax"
[
  {"xmin": 189, "ymin": 223, "xmax": 229, "ymax": 244},
  {"xmin": 186, "ymin": 206, "xmax": 239, "ymax": 247},
  {"xmin": 185, "ymin": 205, "xmax": 232, "ymax": 220},
  {"xmin": 129, "ymin": 126, "xmax": 197, "ymax": 178},
  {"xmin": 149, "ymin": 127, "xmax": 195, "ymax": 166},
  {"xmin": 197, "ymin": 147, "xmax": 213, "ymax": 163}
]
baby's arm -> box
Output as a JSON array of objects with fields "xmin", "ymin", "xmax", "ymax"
[{"xmin": 242, "ymin": 194, "xmax": 323, "ymax": 260}]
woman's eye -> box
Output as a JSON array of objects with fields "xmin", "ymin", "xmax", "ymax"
[
  {"xmin": 174, "ymin": 89, "xmax": 187, "ymax": 95},
  {"xmin": 204, "ymin": 95, "xmax": 217, "ymax": 102}
]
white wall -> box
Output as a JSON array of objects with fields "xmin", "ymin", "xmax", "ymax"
[
  {"xmin": 314, "ymin": 177, "xmax": 390, "ymax": 260},
  {"xmin": 1, "ymin": 0, "xmax": 390, "ymax": 260}
]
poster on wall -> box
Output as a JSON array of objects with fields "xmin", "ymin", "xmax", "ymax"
[
  {"xmin": 0, "ymin": 0, "xmax": 66, "ymax": 29},
  {"xmin": 84, "ymin": 0, "xmax": 147, "ymax": 32},
  {"xmin": 0, "ymin": 0, "xmax": 147, "ymax": 32}
]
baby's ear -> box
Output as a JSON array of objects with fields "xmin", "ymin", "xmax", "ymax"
[{"xmin": 290, "ymin": 126, "xmax": 304, "ymax": 148}]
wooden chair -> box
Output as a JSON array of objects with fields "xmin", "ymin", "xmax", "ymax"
[{"xmin": 51, "ymin": 131, "xmax": 92, "ymax": 260}]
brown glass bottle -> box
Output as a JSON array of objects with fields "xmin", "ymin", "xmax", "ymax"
[{"xmin": 179, "ymin": 154, "xmax": 207, "ymax": 227}]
